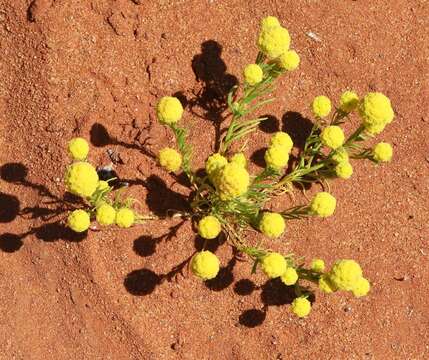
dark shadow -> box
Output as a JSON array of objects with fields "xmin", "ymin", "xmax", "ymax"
[
  {"xmin": 238, "ymin": 308, "xmax": 267, "ymax": 328},
  {"xmin": 0, "ymin": 162, "xmax": 28, "ymax": 182},
  {"xmin": 205, "ymin": 256, "xmax": 236, "ymax": 291},
  {"xmin": 250, "ymin": 147, "xmax": 267, "ymax": 168},
  {"xmin": 260, "ymin": 278, "xmax": 295, "ymax": 306},
  {"xmin": 0, "ymin": 233, "xmax": 24, "ymax": 253},
  {"xmin": 34, "ymin": 221, "xmax": 87, "ymax": 243},
  {"xmin": 124, "ymin": 269, "xmax": 161, "ymax": 296},
  {"xmin": 234, "ymin": 279, "xmax": 256, "ymax": 296},
  {"xmin": 281, "ymin": 111, "xmax": 314, "ymax": 150},
  {"xmin": 0, "ymin": 193, "xmax": 20, "ymax": 223},
  {"xmin": 194, "ymin": 233, "xmax": 226, "ymax": 253},
  {"xmin": 259, "ymin": 114, "xmax": 280, "ymax": 133},
  {"xmin": 133, "ymin": 236, "xmax": 157, "ymax": 257}
]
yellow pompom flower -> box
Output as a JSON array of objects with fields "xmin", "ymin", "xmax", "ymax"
[
  {"xmin": 281, "ymin": 267, "xmax": 298, "ymax": 286},
  {"xmin": 68, "ymin": 137, "xmax": 89, "ymax": 161},
  {"xmin": 97, "ymin": 180, "xmax": 110, "ymax": 191},
  {"xmin": 373, "ymin": 142, "xmax": 393, "ymax": 162},
  {"xmin": 365, "ymin": 122, "xmax": 386, "ymax": 135},
  {"xmin": 96, "ymin": 203, "xmax": 116, "ymax": 226},
  {"xmin": 191, "ymin": 250, "xmax": 220, "ymax": 280},
  {"xmin": 335, "ymin": 161, "xmax": 353, "ymax": 179},
  {"xmin": 258, "ymin": 25, "xmax": 291, "ymax": 58},
  {"xmin": 243, "ymin": 64, "xmax": 263, "ymax": 86},
  {"xmin": 339, "ymin": 91, "xmax": 359, "ymax": 113},
  {"xmin": 312, "ymin": 95, "xmax": 332, "ymax": 118},
  {"xmin": 278, "ymin": 50, "xmax": 300, "ymax": 71},
  {"xmin": 216, "ymin": 163, "xmax": 250, "ymax": 200},
  {"xmin": 65, "ymin": 162, "xmax": 99, "ymax": 198},
  {"xmin": 321, "ymin": 126, "xmax": 345, "ymax": 150},
  {"xmin": 261, "ymin": 16, "xmax": 280, "ymax": 29},
  {"xmin": 260, "ymin": 252, "xmax": 287, "ymax": 278},
  {"xmin": 115, "ymin": 208, "xmax": 135, "ymax": 228},
  {"xmin": 329, "ymin": 259, "xmax": 363, "ymax": 291},
  {"xmin": 311, "ymin": 259, "xmax": 325, "ymax": 273},
  {"xmin": 156, "ymin": 96, "xmax": 184, "ymax": 124},
  {"xmin": 230, "ymin": 153, "xmax": 247, "ymax": 168},
  {"xmin": 319, "ymin": 273, "xmax": 337, "ymax": 293},
  {"xmin": 259, "ymin": 212, "xmax": 286, "ymax": 238},
  {"xmin": 310, "ymin": 192, "xmax": 336, "ymax": 217},
  {"xmin": 158, "ymin": 147, "xmax": 182, "ymax": 172},
  {"xmin": 359, "ymin": 93, "xmax": 394, "ymax": 130},
  {"xmin": 269, "ymin": 131, "xmax": 293, "ymax": 153},
  {"xmin": 265, "ymin": 145, "xmax": 289, "ymax": 169},
  {"xmin": 198, "ymin": 215, "xmax": 222, "ymax": 240},
  {"xmin": 205, "ymin": 153, "xmax": 228, "ymax": 178},
  {"xmin": 68, "ymin": 209, "xmax": 90, "ymax": 233},
  {"xmin": 352, "ymin": 277, "xmax": 371, "ymax": 297},
  {"xmin": 291, "ymin": 297, "xmax": 311, "ymax": 318},
  {"xmin": 331, "ymin": 148, "xmax": 349, "ymax": 164}
]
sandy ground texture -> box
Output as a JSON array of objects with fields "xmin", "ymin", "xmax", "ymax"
[{"xmin": 1, "ymin": 0, "xmax": 429, "ymax": 359}]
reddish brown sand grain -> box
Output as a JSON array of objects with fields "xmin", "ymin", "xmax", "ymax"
[{"xmin": 1, "ymin": 1, "xmax": 428, "ymax": 359}]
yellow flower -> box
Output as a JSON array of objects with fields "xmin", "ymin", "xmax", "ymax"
[
  {"xmin": 158, "ymin": 147, "xmax": 182, "ymax": 172},
  {"xmin": 352, "ymin": 277, "xmax": 371, "ymax": 297},
  {"xmin": 320, "ymin": 125, "xmax": 345, "ymax": 149},
  {"xmin": 310, "ymin": 192, "xmax": 336, "ymax": 217},
  {"xmin": 68, "ymin": 209, "xmax": 90, "ymax": 233},
  {"xmin": 65, "ymin": 162, "xmax": 99, "ymax": 198},
  {"xmin": 331, "ymin": 148, "xmax": 349, "ymax": 164},
  {"xmin": 191, "ymin": 251, "xmax": 220, "ymax": 280},
  {"xmin": 156, "ymin": 96, "xmax": 184, "ymax": 124},
  {"xmin": 259, "ymin": 212, "xmax": 285, "ymax": 238},
  {"xmin": 311, "ymin": 259, "xmax": 325, "ymax": 272},
  {"xmin": 365, "ymin": 122, "xmax": 386, "ymax": 135},
  {"xmin": 373, "ymin": 142, "xmax": 393, "ymax": 162},
  {"xmin": 230, "ymin": 153, "xmax": 247, "ymax": 168},
  {"xmin": 339, "ymin": 91, "xmax": 359, "ymax": 113},
  {"xmin": 260, "ymin": 252, "xmax": 287, "ymax": 278},
  {"xmin": 278, "ymin": 50, "xmax": 300, "ymax": 71},
  {"xmin": 291, "ymin": 297, "xmax": 311, "ymax": 318},
  {"xmin": 243, "ymin": 64, "xmax": 263, "ymax": 85},
  {"xmin": 319, "ymin": 273, "xmax": 337, "ymax": 293},
  {"xmin": 329, "ymin": 259, "xmax": 363, "ymax": 291},
  {"xmin": 96, "ymin": 203, "xmax": 116, "ymax": 226},
  {"xmin": 206, "ymin": 153, "xmax": 228, "ymax": 178},
  {"xmin": 281, "ymin": 267, "xmax": 298, "ymax": 286},
  {"xmin": 258, "ymin": 25, "xmax": 290, "ymax": 58},
  {"xmin": 216, "ymin": 162, "xmax": 250, "ymax": 200},
  {"xmin": 261, "ymin": 16, "xmax": 280, "ymax": 29},
  {"xmin": 97, "ymin": 180, "xmax": 110, "ymax": 191},
  {"xmin": 269, "ymin": 131, "xmax": 293, "ymax": 153},
  {"xmin": 115, "ymin": 208, "xmax": 135, "ymax": 228},
  {"xmin": 359, "ymin": 92, "xmax": 394, "ymax": 129},
  {"xmin": 335, "ymin": 161, "xmax": 353, "ymax": 179},
  {"xmin": 198, "ymin": 215, "xmax": 222, "ymax": 239},
  {"xmin": 312, "ymin": 95, "xmax": 331, "ymax": 118},
  {"xmin": 265, "ymin": 145, "xmax": 289, "ymax": 169},
  {"xmin": 68, "ymin": 137, "xmax": 89, "ymax": 161}
]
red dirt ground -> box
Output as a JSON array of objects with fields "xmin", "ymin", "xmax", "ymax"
[{"xmin": 1, "ymin": 1, "xmax": 428, "ymax": 359}]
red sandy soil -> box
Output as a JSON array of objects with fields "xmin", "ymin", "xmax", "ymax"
[{"xmin": 1, "ymin": 0, "xmax": 428, "ymax": 359}]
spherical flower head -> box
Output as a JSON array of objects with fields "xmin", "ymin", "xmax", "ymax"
[
  {"xmin": 278, "ymin": 50, "xmax": 300, "ymax": 71},
  {"xmin": 331, "ymin": 148, "xmax": 349, "ymax": 164},
  {"xmin": 191, "ymin": 250, "xmax": 220, "ymax": 280},
  {"xmin": 230, "ymin": 153, "xmax": 247, "ymax": 168},
  {"xmin": 321, "ymin": 126, "xmax": 345, "ymax": 150},
  {"xmin": 265, "ymin": 145, "xmax": 289, "ymax": 169},
  {"xmin": 198, "ymin": 215, "xmax": 222, "ymax": 239},
  {"xmin": 243, "ymin": 64, "xmax": 263, "ymax": 86},
  {"xmin": 330, "ymin": 259, "xmax": 363, "ymax": 291},
  {"xmin": 205, "ymin": 153, "xmax": 228, "ymax": 178},
  {"xmin": 310, "ymin": 192, "xmax": 336, "ymax": 217},
  {"xmin": 291, "ymin": 297, "xmax": 311, "ymax": 318},
  {"xmin": 339, "ymin": 91, "xmax": 359, "ymax": 113},
  {"xmin": 258, "ymin": 25, "xmax": 290, "ymax": 59},
  {"xmin": 319, "ymin": 273, "xmax": 337, "ymax": 293},
  {"xmin": 260, "ymin": 252, "xmax": 287, "ymax": 278},
  {"xmin": 365, "ymin": 122, "xmax": 386, "ymax": 135},
  {"xmin": 96, "ymin": 203, "xmax": 116, "ymax": 226},
  {"xmin": 373, "ymin": 142, "xmax": 393, "ymax": 162},
  {"xmin": 352, "ymin": 277, "xmax": 371, "ymax": 297},
  {"xmin": 335, "ymin": 161, "xmax": 353, "ymax": 179},
  {"xmin": 261, "ymin": 16, "xmax": 280, "ymax": 30},
  {"xmin": 158, "ymin": 147, "xmax": 182, "ymax": 172},
  {"xmin": 311, "ymin": 259, "xmax": 325, "ymax": 272},
  {"xmin": 359, "ymin": 92, "xmax": 394, "ymax": 128},
  {"xmin": 97, "ymin": 180, "xmax": 110, "ymax": 191},
  {"xmin": 281, "ymin": 267, "xmax": 298, "ymax": 286},
  {"xmin": 269, "ymin": 132, "xmax": 293, "ymax": 153},
  {"xmin": 217, "ymin": 163, "xmax": 250, "ymax": 200},
  {"xmin": 259, "ymin": 212, "xmax": 285, "ymax": 238},
  {"xmin": 312, "ymin": 96, "xmax": 331, "ymax": 118},
  {"xmin": 115, "ymin": 208, "xmax": 135, "ymax": 228},
  {"xmin": 65, "ymin": 162, "xmax": 99, "ymax": 198},
  {"xmin": 68, "ymin": 137, "xmax": 89, "ymax": 161},
  {"xmin": 68, "ymin": 209, "xmax": 90, "ymax": 233},
  {"xmin": 156, "ymin": 96, "xmax": 183, "ymax": 124}
]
